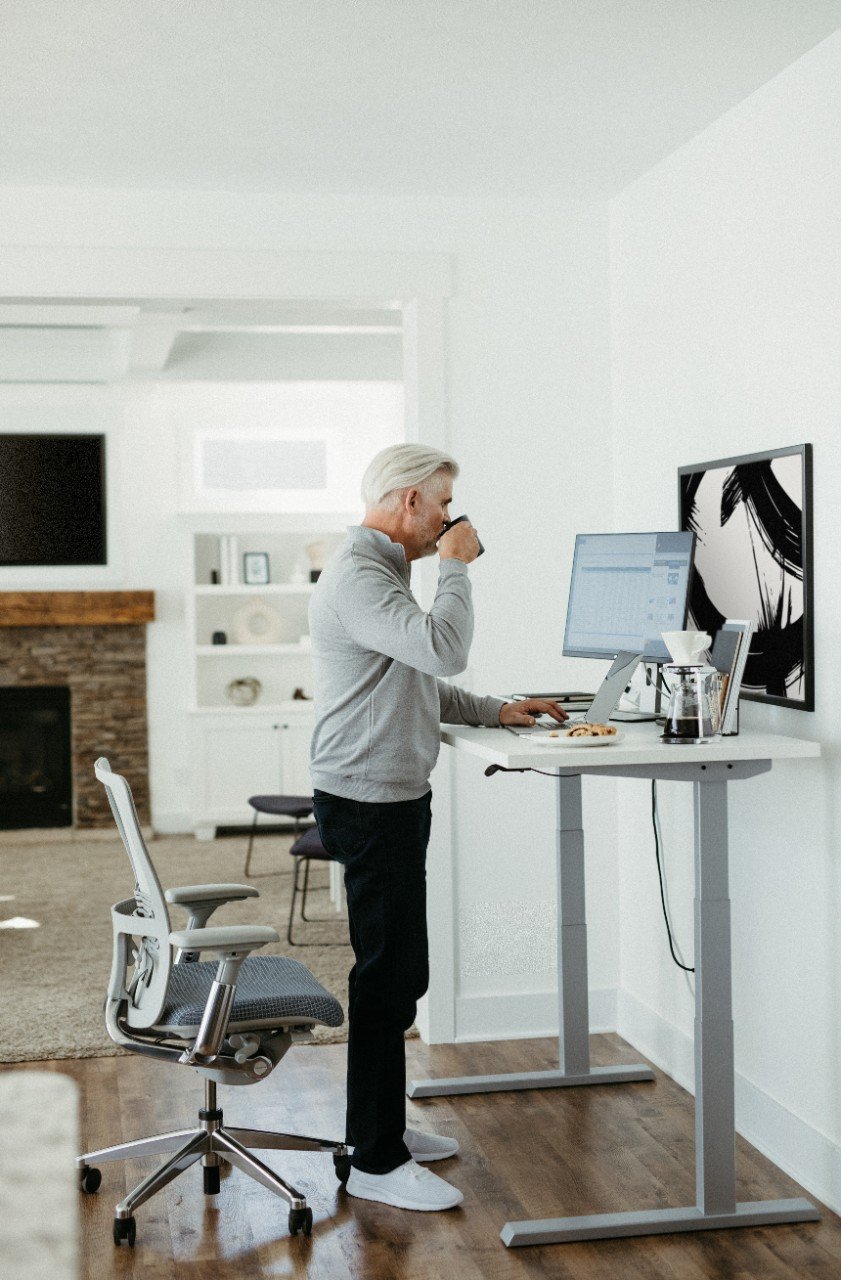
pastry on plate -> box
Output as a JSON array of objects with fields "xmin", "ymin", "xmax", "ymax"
[{"xmin": 564, "ymin": 723, "xmax": 617, "ymax": 738}]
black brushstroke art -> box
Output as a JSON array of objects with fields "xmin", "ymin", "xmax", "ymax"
[{"xmin": 680, "ymin": 452, "xmax": 810, "ymax": 706}]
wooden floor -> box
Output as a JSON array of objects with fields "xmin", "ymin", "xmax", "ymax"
[{"xmin": 7, "ymin": 1033, "xmax": 840, "ymax": 1279}]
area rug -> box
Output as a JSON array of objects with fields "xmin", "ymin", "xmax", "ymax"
[{"xmin": 0, "ymin": 830, "xmax": 360, "ymax": 1063}]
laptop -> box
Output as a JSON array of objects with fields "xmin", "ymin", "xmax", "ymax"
[{"xmin": 505, "ymin": 651, "xmax": 642, "ymax": 737}]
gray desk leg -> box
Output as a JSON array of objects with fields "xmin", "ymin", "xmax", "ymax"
[
  {"xmin": 501, "ymin": 775, "xmax": 819, "ymax": 1246},
  {"xmin": 408, "ymin": 773, "xmax": 654, "ymax": 1100}
]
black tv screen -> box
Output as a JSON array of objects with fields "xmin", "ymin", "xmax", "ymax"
[{"xmin": 0, "ymin": 434, "xmax": 107, "ymax": 566}]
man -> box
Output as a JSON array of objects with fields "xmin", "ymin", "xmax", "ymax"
[{"xmin": 309, "ymin": 443, "xmax": 566, "ymax": 1212}]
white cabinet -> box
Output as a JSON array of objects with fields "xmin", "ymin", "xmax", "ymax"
[
  {"xmin": 279, "ymin": 719, "xmax": 316, "ymax": 795},
  {"xmin": 191, "ymin": 711, "xmax": 315, "ymax": 839}
]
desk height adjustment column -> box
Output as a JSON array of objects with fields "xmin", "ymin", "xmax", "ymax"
[
  {"xmin": 552, "ymin": 771, "xmax": 654, "ymax": 1087},
  {"xmin": 407, "ymin": 771, "xmax": 654, "ymax": 1099}
]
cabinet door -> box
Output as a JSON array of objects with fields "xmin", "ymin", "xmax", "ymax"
[
  {"xmin": 279, "ymin": 719, "xmax": 315, "ymax": 796},
  {"xmin": 194, "ymin": 720, "xmax": 281, "ymax": 827}
]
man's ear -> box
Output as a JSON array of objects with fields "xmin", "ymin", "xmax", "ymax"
[{"xmin": 405, "ymin": 487, "xmax": 420, "ymax": 512}]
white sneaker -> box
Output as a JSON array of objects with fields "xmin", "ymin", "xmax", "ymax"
[
  {"xmin": 404, "ymin": 1127, "xmax": 460, "ymax": 1162},
  {"xmin": 346, "ymin": 1159, "xmax": 464, "ymax": 1211}
]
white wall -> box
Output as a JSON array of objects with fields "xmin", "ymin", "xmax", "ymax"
[
  {"xmin": 0, "ymin": 186, "xmax": 618, "ymax": 1041},
  {"xmin": 610, "ymin": 32, "xmax": 841, "ymax": 1211}
]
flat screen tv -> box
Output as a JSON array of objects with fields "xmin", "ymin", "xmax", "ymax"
[{"xmin": 0, "ymin": 433, "xmax": 107, "ymax": 566}]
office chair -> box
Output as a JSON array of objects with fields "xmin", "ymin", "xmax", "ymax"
[{"xmin": 77, "ymin": 758, "xmax": 349, "ymax": 1247}]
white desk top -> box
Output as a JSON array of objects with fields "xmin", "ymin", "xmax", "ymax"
[{"xmin": 441, "ymin": 722, "xmax": 820, "ymax": 772}]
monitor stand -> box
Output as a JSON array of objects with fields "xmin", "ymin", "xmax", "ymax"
[{"xmin": 584, "ymin": 651, "xmax": 643, "ymax": 725}]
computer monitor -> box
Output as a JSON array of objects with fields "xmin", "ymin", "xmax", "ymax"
[{"xmin": 563, "ymin": 531, "xmax": 696, "ymax": 664}]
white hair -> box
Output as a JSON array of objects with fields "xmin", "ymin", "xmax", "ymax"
[{"xmin": 361, "ymin": 444, "xmax": 459, "ymax": 511}]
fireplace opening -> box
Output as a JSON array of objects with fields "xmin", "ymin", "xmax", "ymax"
[{"xmin": 0, "ymin": 686, "xmax": 72, "ymax": 828}]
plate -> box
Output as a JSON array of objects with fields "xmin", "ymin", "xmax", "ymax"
[
  {"xmin": 531, "ymin": 730, "xmax": 625, "ymax": 748},
  {"xmin": 231, "ymin": 599, "xmax": 282, "ymax": 645}
]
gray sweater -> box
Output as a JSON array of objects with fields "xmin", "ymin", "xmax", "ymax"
[{"xmin": 309, "ymin": 525, "xmax": 506, "ymax": 802}]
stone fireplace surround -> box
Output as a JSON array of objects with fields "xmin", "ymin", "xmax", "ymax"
[{"xmin": 0, "ymin": 592, "xmax": 155, "ymax": 829}]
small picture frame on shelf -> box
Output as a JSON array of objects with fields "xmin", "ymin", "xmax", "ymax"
[{"xmin": 243, "ymin": 552, "xmax": 270, "ymax": 586}]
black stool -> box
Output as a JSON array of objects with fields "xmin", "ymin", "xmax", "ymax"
[
  {"xmin": 244, "ymin": 794, "xmax": 314, "ymax": 877},
  {"xmin": 287, "ymin": 826, "xmax": 347, "ymax": 947}
]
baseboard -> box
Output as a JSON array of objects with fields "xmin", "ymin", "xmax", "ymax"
[
  {"xmin": 618, "ymin": 988, "xmax": 841, "ymax": 1217},
  {"xmin": 453, "ymin": 986, "xmax": 617, "ymax": 1044},
  {"xmin": 0, "ymin": 824, "xmax": 153, "ymax": 843}
]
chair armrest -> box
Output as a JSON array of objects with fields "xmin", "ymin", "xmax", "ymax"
[
  {"xmin": 166, "ymin": 886, "xmax": 261, "ymax": 954},
  {"xmin": 168, "ymin": 925, "xmax": 278, "ymax": 955},
  {"xmin": 165, "ymin": 883, "xmax": 259, "ymax": 906},
  {"xmin": 171, "ymin": 925, "xmax": 278, "ymax": 1067}
]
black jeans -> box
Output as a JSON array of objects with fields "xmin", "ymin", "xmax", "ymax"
[{"xmin": 313, "ymin": 788, "xmax": 432, "ymax": 1175}]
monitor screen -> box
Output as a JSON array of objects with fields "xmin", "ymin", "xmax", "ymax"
[
  {"xmin": 0, "ymin": 433, "xmax": 106, "ymax": 566},
  {"xmin": 563, "ymin": 531, "xmax": 695, "ymax": 662}
]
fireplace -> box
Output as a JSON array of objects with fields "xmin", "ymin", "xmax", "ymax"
[
  {"xmin": 0, "ymin": 686, "xmax": 72, "ymax": 828},
  {"xmin": 0, "ymin": 592, "xmax": 155, "ymax": 829}
]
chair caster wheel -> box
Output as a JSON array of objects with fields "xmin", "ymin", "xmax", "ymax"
[
  {"xmin": 79, "ymin": 1166, "xmax": 102, "ymax": 1194},
  {"xmin": 113, "ymin": 1216, "xmax": 136, "ymax": 1247},
  {"xmin": 333, "ymin": 1153, "xmax": 352, "ymax": 1184},
  {"xmin": 288, "ymin": 1206, "xmax": 313, "ymax": 1237},
  {"xmin": 203, "ymin": 1165, "xmax": 221, "ymax": 1195}
]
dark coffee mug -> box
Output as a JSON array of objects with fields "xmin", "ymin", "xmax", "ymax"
[
  {"xmin": 440, "ymin": 513, "xmax": 485, "ymax": 557},
  {"xmin": 212, "ymin": 631, "xmax": 227, "ymax": 645}
]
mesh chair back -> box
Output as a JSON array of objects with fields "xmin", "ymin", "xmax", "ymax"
[{"xmin": 95, "ymin": 756, "xmax": 173, "ymax": 1028}]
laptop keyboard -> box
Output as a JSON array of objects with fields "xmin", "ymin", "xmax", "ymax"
[{"xmin": 518, "ymin": 716, "xmax": 584, "ymax": 734}]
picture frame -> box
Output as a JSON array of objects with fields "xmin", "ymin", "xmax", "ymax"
[
  {"xmin": 678, "ymin": 444, "xmax": 813, "ymax": 711},
  {"xmin": 242, "ymin": 551, "xmax": 270, "ymax": 586}
]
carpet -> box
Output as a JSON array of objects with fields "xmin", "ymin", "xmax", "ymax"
[{"xmin": 0, "ymin": 829, "xmax": 360, "ymax": 1063}]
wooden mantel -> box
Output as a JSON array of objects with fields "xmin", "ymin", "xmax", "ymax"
[{"xmin": 0, "ymin": 591, "xmax": 155, "ymax": 627}]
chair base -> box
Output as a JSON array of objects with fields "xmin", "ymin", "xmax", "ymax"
[{"xmin": 78, "ymin": 1100, "xmax": 350, "ymax": 1227}]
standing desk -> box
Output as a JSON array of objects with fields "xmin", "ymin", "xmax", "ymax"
[{"xmin": 408, "ymin": 724, "xmax": 821, "ymax": 1247}]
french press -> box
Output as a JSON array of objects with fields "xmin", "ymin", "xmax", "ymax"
[{"xmin": 661, "ymin": 664, "xmax": 722, "ymax": 745}]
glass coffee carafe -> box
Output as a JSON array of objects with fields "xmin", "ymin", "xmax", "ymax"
[{"xmin": 661, "ymin": 664, "xmax": 722, "ymax": 745}]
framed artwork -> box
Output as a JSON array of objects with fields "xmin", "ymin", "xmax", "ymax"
[
  {"xmin": 242, "ymin": 551, "xmax": 270, "ymax": 586},
  {"xmin": 678, "ymin": 443, "xmax": 813, "ymax": 711}
]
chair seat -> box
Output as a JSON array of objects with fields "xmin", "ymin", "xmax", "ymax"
[
  {"xmin": 289, "ymin": 826, "xmax": 332, "ymax": 861},
  {"xmin": 157, "ymin": 954, "xmax": 344, "ymax": 1029},
  {"xmin": 248, "ymin": 794, "xmax": 313, "ymax": 819}
]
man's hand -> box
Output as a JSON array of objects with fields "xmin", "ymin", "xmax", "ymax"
[
  {"xmin": 498, "ymin": 699, "xmax": 569, "ymax": 727},
  {"xmin": 438, "ymin": 520, "xmax": 481, "ymax": 563}
]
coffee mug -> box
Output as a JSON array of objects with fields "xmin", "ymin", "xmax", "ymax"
[{"xmin": 440, "ymin": 514, "xmax": 485, "ymax": 557}]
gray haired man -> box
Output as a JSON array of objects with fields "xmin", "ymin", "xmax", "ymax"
[{"xmin": 309, "ymin": 444, "xmax": 566, "ymax": 1211}]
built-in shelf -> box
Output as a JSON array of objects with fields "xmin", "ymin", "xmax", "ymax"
[
  {"xmin": 188, "ymin": 529, "xmax": 330, "ymax": 829},
  {"xmin": 189, "ymin": 702, "xmax": 315, "ymax": 715},
  {"xmin": 196, "ymin": 643, "xmax": 312, "ymax": 656},
  {"xmin": 194, "ymin": 583, "xmax": 316, "ymax": 595}
]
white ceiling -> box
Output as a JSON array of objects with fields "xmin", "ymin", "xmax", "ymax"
[
  {"xmin": 2, "ymin": 1, "xmax": 841, "ymax": 199},
  {"xmin": 0, "ymin": 301, "xmax": 404, "ymax": 382},
  {"xmin": 2, "ymin": 3, "xmax": 840, "ymax": 380}
]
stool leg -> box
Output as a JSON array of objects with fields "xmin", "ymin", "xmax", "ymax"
[
  {"xmin": 287, "ymin": 856, "xmax": 303, "ymax": 947},
  {"xmin": 244, "ymin": 811, "xmax": 260, "ymax": 877},
  {"xmin": 300, "ymin": 857, "xmax": 314, "ymax": 921}
]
